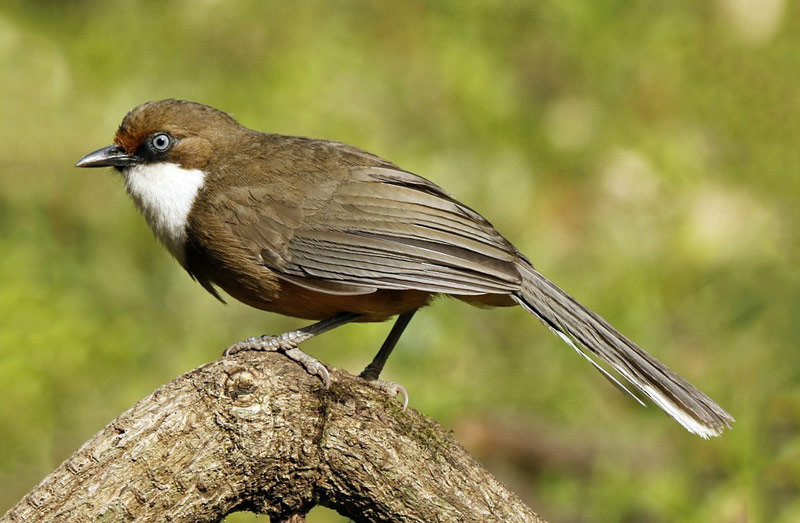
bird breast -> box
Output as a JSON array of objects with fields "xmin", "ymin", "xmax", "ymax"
[{"xmin": 123, "ymin": 162, "xmax": 207, "ymax": 265}]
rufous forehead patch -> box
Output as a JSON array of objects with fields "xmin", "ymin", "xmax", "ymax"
[
  {"xmin": 113, "ymin": 106, "xmax": 157, "ymax": 153},
  {"xmin": 112, "ymin": 100, "xmax": 164, "ymax": 153},
  {"xmin": 114, "ymin": 127, "xmax": 146, "ymax": 154}
]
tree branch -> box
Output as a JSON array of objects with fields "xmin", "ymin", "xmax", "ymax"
[{"xmin": 2, "ymin": 352, "xmax": 544, "ymax": 522}]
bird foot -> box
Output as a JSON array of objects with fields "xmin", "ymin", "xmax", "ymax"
[
  {"xmin": 364, "ymin": 379, "xmax": 409, "ymax": 409},
  {"xmin": 224, "ymin": 335, "xmax": 331, "ymax": 388}
]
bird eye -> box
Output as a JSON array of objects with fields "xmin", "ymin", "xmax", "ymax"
[{"xmin": 150, "ymin": 132, "xmax": 173, "ymax": 152}]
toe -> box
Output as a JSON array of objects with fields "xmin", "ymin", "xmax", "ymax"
[
  {"xmin": 365, "ymin": 379, "xmax": 409, "ymax": 408},
  {"xmin": 315, "ymin": 362, "xmax": 331, "ymax": 389}
]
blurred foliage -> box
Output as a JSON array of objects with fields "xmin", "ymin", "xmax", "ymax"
[{"xmin": 0, "ymin": 1, "xmax": 798, "ymax": 521}]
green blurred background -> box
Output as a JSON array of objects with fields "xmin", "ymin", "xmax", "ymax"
[{"xmin": 1, "ymin": 1, "xmax": 798, "ymax": 521}]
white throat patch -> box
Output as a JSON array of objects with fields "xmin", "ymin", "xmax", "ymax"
[{"xmin": 123, "ymin": 163, "xmax": 206, "ymax": 265}]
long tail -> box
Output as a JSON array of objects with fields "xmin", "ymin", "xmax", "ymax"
[{"xmin": 513, "ymin": 262, "xmax": 733, "ymax": 438}]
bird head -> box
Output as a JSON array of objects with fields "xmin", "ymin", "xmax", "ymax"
[
  {"xmin": 76, "ymin": 99, "xmax": 240, "ymax": 172},
  {"xmin": 75, "ymin": 99, "xmax": 245, "ymax": 263}
]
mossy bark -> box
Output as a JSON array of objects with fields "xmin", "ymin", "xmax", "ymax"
[{"xmin": 2, "ymin": 352, "xmax": 543, "ymax": 522}]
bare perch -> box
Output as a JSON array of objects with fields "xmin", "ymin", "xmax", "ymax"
[{"xmin": 2, "ymin": 352, "xmax": 544, "ymax": 522}]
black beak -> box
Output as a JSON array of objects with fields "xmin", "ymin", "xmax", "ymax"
[{"xmin": 75, "ymin": 145, "xmax": 138, "ymax": 168}]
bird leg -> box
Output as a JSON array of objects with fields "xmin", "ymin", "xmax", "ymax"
[
  {"xmin": 225, "ymin": 312, "xmax": 362, "ymax": 388},
  {"xmin": 359, "ymin": 310, "xmax": 417, "ymax": 408}
]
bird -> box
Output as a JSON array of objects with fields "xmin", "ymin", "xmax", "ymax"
[{"xmin": 76, "ymin": 99, "xmax": 733, "ymax": 438}]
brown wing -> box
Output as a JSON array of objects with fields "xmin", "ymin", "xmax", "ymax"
[{"xmin": 214, "ymin": 167, "xmax": 522, "ymax": 297}]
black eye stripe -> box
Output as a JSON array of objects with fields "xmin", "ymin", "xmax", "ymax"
[{"xmin": 134, "ymin": 132, "xmax": 175, "ymax": 162}]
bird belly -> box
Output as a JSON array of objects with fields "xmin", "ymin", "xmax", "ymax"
[
  {"xmin": 244, "ymin": 281, "xmax": 434, "ymax": 322},
  {"xmin": 184, "ymin": 237, "xmax": 433, "ymax": 322}
]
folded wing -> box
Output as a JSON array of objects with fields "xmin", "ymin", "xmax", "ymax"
[{"xmin": 213, "ymin": 167, "xmax": 523, "ymax": 297}]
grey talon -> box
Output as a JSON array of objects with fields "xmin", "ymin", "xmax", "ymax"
[
  {"xmin": 397, "ymin": 385, "xmax": 409, "ymax": 410},
  {"xmin": 317, "ymin": 363, "xmax": 331, "ymax": 389}
]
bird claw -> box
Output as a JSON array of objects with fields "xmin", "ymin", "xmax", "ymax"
[
  {"xmin": 224, "ymin": 335, "xmax": 331, "ymax": 389},
  {"xmin": 284, "ymin": 347, "xmax": 331, "ymax": 389},
  {"xmin": 365, "ymin": 379, "xmax": 409, "ymax": 409}
]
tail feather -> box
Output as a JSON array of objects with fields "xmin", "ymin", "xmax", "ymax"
[{"xmin": 514, "ymin": 263, "xmax": 733, "ymax": 438}]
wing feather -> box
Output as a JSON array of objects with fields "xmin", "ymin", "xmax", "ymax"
[
  {"xmin": 286, "ymin": 236, "xmax": 515, "ymax": 294},
  {"xmin": 215, "ymin": 166, "xmax": 521, "ymax": 297}
]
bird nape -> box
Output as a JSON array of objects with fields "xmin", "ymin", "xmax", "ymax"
[{"xmin": 76, "ymin": 99, "xmax": 734, "ymax": 438}]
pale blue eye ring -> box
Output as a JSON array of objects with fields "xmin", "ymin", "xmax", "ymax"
[{"xmin": 151, "ymin": 132, "xmax": 172, "ymax": 152}]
